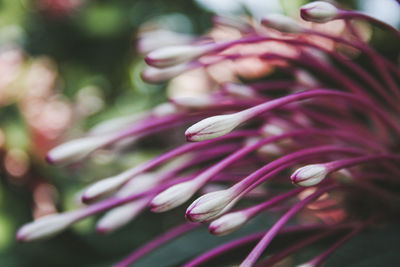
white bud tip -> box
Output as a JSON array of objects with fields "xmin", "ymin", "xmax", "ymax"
[
  {"xmin": 82, "ymin": 175, "xmax": 127, "ymax": 203},
  {"xmin": 209, "ymin": 211, "xmax": 248, "ymax": 236},
  {"xmin": 141, "ymin": 63, "xmax": 192, "ymax": 83},
  {"xmin": 150, "ymin": 181, "xmax": 198, "ymax": 212},
  {"xmin": 185, "ymin": 113, "xmax": 244, "ymax": 142},
  {"xmin": 46, "ymin": 136, "xmax": 109, "ymax": 166},
  {"xmin": 261, "ymin": 14, "xmax": 303, "ymax": 33},
  {"xmin": 17, "ymin": 213, "xmax": 78, "ymax": 242},
  {"xmin": 145, "ymin": 45, "xmax": 211, "ymax": 68},
  {"xmin": 185, "ymin": 190, "xmax": 234, "ymax": 222},
  {"xmin": 300, "ymin": 1, "xmax": 339, "ymax": 23},
  {"xmin": 170, "ymin": 96, "xmax": 213, "ymax": 109},
  {"xmin": 96, "ymin": 199, "xmax": 148, "ymax": 234},
  {"xmin": 291, "ymin": 164, "xmax": 328, "ymax": 187}
]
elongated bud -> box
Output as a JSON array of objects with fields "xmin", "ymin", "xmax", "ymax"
[
  {"xmin": 137, "ymin": 30, "xmax": 195, "ymax": 54},
  {"xmin": 300, "ymin": 1, "xmax": 339, "ymax": 23},
  {"xmin": 82, "ymin": 173, "xmax": 130, "ymax": 203},
  {"xmin": 17, "ymin": 212, "xmax": 80, "ymax": 242},
  {"xmin": 291, "ymin": 164, "xmax": 328, "ymax": 186},
  {"xmin": 209, "ymin": 211, "xmax": 249, "ymax": 236},
  {"xmin": 46, "ymin": 135, "xmax": 111, "ymax": 165},
  {"xmin": 213, "ymin": 15, "xmax": 252, "ymax": 32},
  {"xmin": 261, "ymin": 14, "xmax": 303, "ymax": 33},
  {"xmin": 141, "ymin": 63, "xmax": 196, "ymax": 83},
  {"xmin": 185, "ymin": 113, "xmax": 246, "ymax": 142},
  {"xmin": 152, "ymin": 102, "xmax": 178, "ymax": 116},
  {"xmin": 89, "ymin": 113, "xmax": 146, "ymax": 136},
  {"xmin": 170, "ymin": 95, "xmax": 214, "ymax": 109},
  {"xmin": 223, "ymin": 83, "xmax": 256, "ymax": 98},
  {"xmin": 96, "ymin": 198, "xmax": 149, "ymax": 234},
  {"xmin": 185, "ymin": 189, "xmax": 235, "ymax": 222},
  {"xmin": 150, "ymin": 180, "xmax": 199, "ymax": 212},
  {"xmin": 146, "ymin": 44, "xmax": 214, "ymax": 68}
]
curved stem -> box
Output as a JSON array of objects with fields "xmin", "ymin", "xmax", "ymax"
[
  {"xmin": 114, "ymin": 223, "xmax": 201, "ymax": 267},
  {"xmin": 239, "ymin": 184, "xmax": 340, "ymax": 267}
]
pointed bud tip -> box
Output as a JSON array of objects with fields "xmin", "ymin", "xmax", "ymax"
[
  {"xmin": 291, "ymin": 164, "xmax": 328, "ymax": 187},
  {"xmin": 300, "ymin": 1, "xmax": 339, "ymax": 23},
  {"xmin": 185, "ymin": 190, "xmax": 235, "ymax": 222},
  {"xmin": 45, "ymin": 154, "xmax": 55, "ymax": 165}
]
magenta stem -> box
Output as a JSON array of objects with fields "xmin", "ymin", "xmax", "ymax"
[
  {"xmin": 237, "ymin": 89, "xmax": 400, "ymax": 137},
  {"xmin": 232, "ymin": 145, "xmax": 365, "ymax": 194},
  {"xmin": 327, "ymin": 154, "xmax": 400, "ymax": 172},
  {"xmin": 190, "ymin": 129, "xmax": 372, "ymax": 188},
  {"xmin": 110, "ymin": 130, "xmax": 258, "ymax": 184},
  {"xmin": 245, "ymin": 187, "xmax": 305, "ymax": 217},
  {"xmin": 257, "ymin": 225, "xmax": 355, "ymax": 267},
  {"xmin": 184, "ymin": 224, "xmax": 330, "ymax": 267},
  {"xmin": 308, "ymin": 226, "xmax": 363, "ymax": 267},
  {"xmin": 239, "ymin": 184, "xmax": 340, "ymax": 267},
  {"xmin": 114, "ymin": 223, "xmax": 201, "ymax": 267},
  {"xmin": 339, "ymin": 11, "xmax": 400, "ymax": 40}
]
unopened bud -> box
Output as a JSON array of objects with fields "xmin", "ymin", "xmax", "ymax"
[
  {"xmin": 17, "ymin": 212, "xmax": 80, "ymax": 242},
  {"xmin": 291, "ymin": 164, "xmax": 328, "ymax": 186},
  {"xmin": 185, "ymin": 189, "xmax": 235, "ymax": 222},
  {"xmin": 96, "ymin": 198, "xmax": 149, "ymax": 234},
  {"xmin": 223, "ymin": 83, "xmax": 256, "ymax": 98},
  {"xmin": 141, "ymin": 63, "xmax": 196, "ymax": 83},
  {"xmin": 300, "ymin": 1, "xmax": 339, "ymax": 23},
  {"xmin": 150, "ymin": 180, "xmax": 200, "ymax": 212},
  {"xmin": 170, "ymin": 95, "xmax": 214, "ymax": 109},
  {"xmin": 82, "ymin": 172, "xmax": 131, "ymax": 203},
  {"xmin": 89, "ymin": 114, "xmax": 145, "ymax": 136},
  {"xmin": 185, "ymin": 113, "xmax": 246, "ymax": 142},
  {"xmin": 46, "ymin": 135, "xmax": 111, "ymax": 165},
  {"xmin": 261, "ymin": 14, "xmax": 303, "ymax": 33},
  {"xmin": 137, "ymin": 30, "xmax": 195, "ymax": 54},
  {"xmin": 146, "ymin": 44, "xmax": 214, "ymax": 68},
  {"xmin": 209, "ymin": 211, "xmax": 248, "ymax": 236}
]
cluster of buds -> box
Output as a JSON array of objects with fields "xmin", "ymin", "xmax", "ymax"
[{"xmin": 18, "ymin": 1, "xmax": 400, "ymax": 266}]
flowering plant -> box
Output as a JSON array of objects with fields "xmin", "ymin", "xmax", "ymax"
[{"xmin": 18, "ymin": 1, "xmax": 400, "ymax": 266}]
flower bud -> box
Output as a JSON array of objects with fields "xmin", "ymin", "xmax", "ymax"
[
  {"xmin": 261, "ymin": 14, "xmax": 303, "ymax": 33},
  {"xmin": 96, "ymin": 198, "xmax": 149, "ymax": 234},
  {"xmin": 170, "ymin": 95, "xmax": 214, "ymax": 109},
  {"xmin": 300, "ymin": 1, "xmax": 339, "ymax": 23},
  {"xmin": 150, "ymin": 180, "xmax": 200, "ymax": 212},
  {"xmin": 152, "ymin": 102, "xmax": 178, "ymax": 116},
  {"xmin": 89, "ymin": 113, "xmax": 145, "ymax": 136},
  {"xmin": 82, "ymin": 172, "xmax": 130, "ymax": 203},
  {"xmin": 17, "ymin": 212, "xmax": 80, "ymax": 242},
  {"xmin": 141, "ymin": 63, "xmax": 196, "ymax": 83},
  {"xmin": 46, "ymin": 135, "xmax": 111, "ymax": 166},
  {"xmin": 137, "ymin": 30, "xmax": 195, "ymax": 54},
  {"xmin": 185, "ymin": 113, "xmax": 246, "ymax": 142},
  {"xmin": 146, "ymin": 44, "xmax": 214, "ymax": 68},
  {"xmin": 291, "ymin": 164, "xmax": 328, "ymax": 186},
  {"xmin": 185, "ymin": 189, "xmax": 235, "ymax": 222},
  {"xmin": 209, "ymin": 211, "xmax": 249, "ymax": 236},
  {"xmin": 223, "ymin": 83, "xmax": 256, "ymax": 98},
  {"xmin": 117, "ymin": 173, "xmax": 160, "ymax": 197}
]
